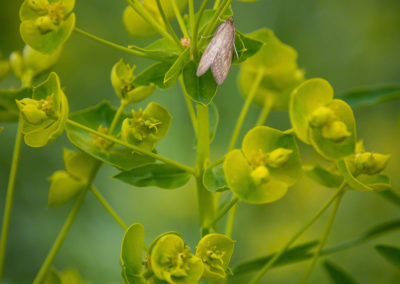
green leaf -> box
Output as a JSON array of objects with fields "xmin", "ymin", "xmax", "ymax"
[
  {"xmin": 378, "ymin": 189, "xmax": 400, "ymax": 208},
  {"xmin": 232, "ymin": 30, "xmax": 263, "ymax": 65},
  {"xmin": 134, "ymin": 62, "xmax": 175, "ymax": 89},
  {"xmin": 62, "ymin": 148, "xmax": 99, "ymax": 182},
  {"xmin": 303, "ymin": 165, "xmax": 343, "ymax": 188},
  {"xmin": 43, "ymin": 267, "xmax": 62, "ymax": 284},
  {"xmin": 182, "ymin": 60, "xmax": 218, "ymax": 105},
  {"xmin": 185, "ymin": 9, "xmax": 233, "ymax": 39},
  {"xmin": 48, "ymin": 171, "xmax": 85, "ymax": 207},
  {"xmin": 114, "ymin": 163, "xmax": 191, "ymax": 189},
  {"xmin": 232, "ymin": 241, "xmax": 318, "ymax": 276},
  {"xmin": 341, "ymin": 85, "xmax": 400, "ymax": 108},
  {"xmin": 209, "ymin": 102, "xmax": 219, "ymax": 142},
  {"xmin": 203, "ymin": 163, "xmax": 228, "ymax": 192},
  {"xmin": 323, "ymin": 260, "xmax": 358, "ymax": 284},
  {"xmin": 375, "ymin": 244, "xmax": 400, "ymax": 269},
  {"xmin": 66, "ymin": 101, "xmax": 155, "ymax": 171},
  {"xmin": 121, "ymin": 223, "xmax": 146, "ymax": 284},
  {"xmin": 123, "ymin": 6, "xmax": 157, "ymax": 38},
  {"xmin": 163, "ymin": 48, "xmax": 190, "ymax": 86},
  {"xmin": 0, "ymin": 87, "xmax": 32, "ymax": 122}
]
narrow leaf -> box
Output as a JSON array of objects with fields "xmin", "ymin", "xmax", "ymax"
[
  {"xmin": 232, "ymin": 30, "xmax": 263, "ymax": 65},
  {"xmin": 323, "ymin": 260, "xmax": 358, "ymax": 284},
  {"xmin": 163, "ymin": 48, "xmax": 190, "ymax": 86},
  {"xmin": 134, "ymin": 62, "xmax": 175, "ymax": 89},
  {"xmin": 303, "ymin": 165, "xmax": 343, "ymax": 188},
  {"xmin": 341, "ymin": 85, "xmax": 400, "ymax": 108},
  {"xmin": 114, "ymin": 163, "xmax": 191, "ymax": 189},
  {"xmin": 375, "ymin": 244, "xmax": 400, "ymax": 269}
]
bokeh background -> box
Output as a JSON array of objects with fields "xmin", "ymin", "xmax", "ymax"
[{"xmin": 1, "ymin": 0, "xmax": 400, "ymax": 283}]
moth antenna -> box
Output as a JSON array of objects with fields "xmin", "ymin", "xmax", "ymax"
[{"xmin": 233, "ymin": 43, "xmax": 239, "ymax": 59}]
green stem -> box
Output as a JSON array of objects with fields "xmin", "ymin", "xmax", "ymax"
[
  {"xmin": 126, "ymin": 0, "xmax": 179, "ymax": 48},
  {"xmin": 179, "ymin": 76, "xmax": 197, "ymax": 133},
  {"xmin": 228, "ymin": 69, "xmax": 264, "ymax": 151},
  {"xmin": 155, "ymin": 0, "xmax": 181, "ymax": 47},
  {"xmin": 90, "ymin": 185, "xmax": 128, "ymax": 231},
  {"xmin": 73, "ymin": 27, "xmax": 168, "ymax": 62},
  {"xmin": 171, "ymin": 0, "xmax": 188, "ymax": 37},
  {"xmin": 66, "ymin": 119, "xmax": 196, "ymax": 175},
  {"xmin": 188, "ymin": 0, "xmax": 195, "ymax": 38},
  {"xmin": 248, "ymin": 184, "xmax": 346, "ymax": 284},
  {"xmin": 300, "ymin": 190, "xmax": 344, "ymax": 284},
  {"xmin": 196, "ymin": 103, "xmax": 216, "ymax": 230},
  {"xmin": 0, "ymin": 124, "xmax": 23, "ymax": 280},
  {"xmin": 256, "ymin": 97, "xmax": 273, "ymax": 126},
  {"xmin": 192, "ymin": 0, "xmax": 210, "ymax": 59},
  {"xmin": 225, "ymin": 200, "xmax": 238, "ymax": 238},
  {"xmin": 206, "ymin": 197, "xmax": 238, "ymax": 229},
  {"xmin": 108, "ymin": 102, "xmax": 125, "ymax": 136},
  {"xmin": 214, "ymin": 0, "xmax": 222, "ymax": 9}
]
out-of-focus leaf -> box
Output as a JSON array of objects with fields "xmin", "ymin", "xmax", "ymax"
[
  {"xmin": 203, "ymin": 163, "xmax": 228, "ymax": 192},
  {"xmin": 323, "ymin": 260, "xmax": 358, "ymax": 284},
  {"xmin": 378, "ymin": 189, "xmax": 400, "ymax": 208},
  {"xmin": 66, "ymin": 101, "xmax": 155, "ymax": 171},
  {"xmin": 182, "ymin": 61, "xmax": 218, "ymax": 105},
  {"xmin": 43, "ymin": 267, "xmax": 62, "ymax": 284},
  {"xmin": 303, "ymin": 165, "xmax": 343, "ymax": 188},
  {"xmin": 341, "ymin": 86, "xmax": 400, "ymax": 108},
  {"xmin": 375, "ymin": 244, "xmax": 400, "ymax": 269},
  {"xmin": 232, "ymin": 30, "xmax": 263, "ymax": 65},
  {"xmin": 114, "ymin": 163, "xmax": 191, "ymax": 189}
]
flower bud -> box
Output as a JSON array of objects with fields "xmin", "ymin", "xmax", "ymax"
[
  {"xmin": 309, "ymin": 106, "xmax": 335, "ymax": 128},
  {"xmin": 251, "ymin": 166, "xmax": 270, "ymax": 185},
  {"xmin": 48, "ymin": 171, "xmax": 85, "ymax": 207},
  {"xmin": 9, "ymin": 51, "xmax": 24, "ymax": 78},
  {"xmin": 354, "ymin": 152, "xmax": 391, "ymax": 175},
  {"xmin": 35, "ymin": 16, "xmax": 57, "ymax": 33},
  {"xmin": 266, "ymin": 148, "xmax": 293, "ymax": 168},
  {"xmin": 17, "ymin": 99, "xmax": 47, "ymax": 125},
  {"xmin": 322, "ymin": 120, "xmax": 351, "ymax": 142}
]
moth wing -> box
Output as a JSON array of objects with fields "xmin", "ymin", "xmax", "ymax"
[
  {"xmin": 211, "ymin": 25, "xmax": 235, "ymax": 85},
  {"xmin": 196, "ymin": 21, "xmax": 231, "ymax": 77}
]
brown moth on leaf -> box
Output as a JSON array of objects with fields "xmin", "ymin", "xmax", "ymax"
[{"xmin": 196, "ymin": 17, "xmax": 235, "ymax": 85}]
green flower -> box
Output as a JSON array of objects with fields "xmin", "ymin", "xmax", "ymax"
[
  {"xmin": 150, "ymin": 234, "xmax": 204, "ymax": 284},
  {"xmin": 289, "ymin": 78, "xmax": 357, "ymax": 160},
  {"xmin": 17, "ymin": 72, "xmax": 68, "ymax": 147},
  {"xmin": 111, "ymin": 59, "xmax": 155, "ymax": 104},
  {"xmin": 122, "ymin": 102, "xmax": 171, "ymax": 151},
  {"xmin": 223, "ymin": 126, "xmax": 302, "ymax": 204},
  {"xmin": 196, "ymin": 234, "xmax": 235, "ymax": 280},
  {"xmin": 239, "ymin": 28, "xmax": 304, "ymax": 110},
  {"xmin": 20, "ymin": 0, "xmax": 75, "ymax": 53}
]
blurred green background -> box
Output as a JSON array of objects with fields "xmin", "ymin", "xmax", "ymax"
[{"xmin": 1, "ymin": 0, "xmax": 400, "ymax": 283}]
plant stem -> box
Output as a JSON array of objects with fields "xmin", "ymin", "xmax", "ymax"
[
  {"xmin": 179, "ymin": 76, "xmax": 197, "ymax": 133},
  {"xmin": 108, "ymin": 102, "xmax": 126, "ymax": 136},
  {"xmin": 171, "ymin": 0, "xmax": 188, "ymax": 37},
  {"xmin": 66, "ymin": 119, "xmax": 196, "ymax": 175},
  {"xmin": 196, "ymin": 103, "xmax": 216, "ymax": 230},
  {"xmin": 225, "ymin": 200, "xmax": 238, "ymax": 237},
  {"xmin": 200, "ymin": 0, "xmax": 232, "ymax": 46},
  {"xmin": 192, "ymin": 0, "xmax": 210, "ymax": 59},
  {"xmin": 73, "ymin": 27, "xmax": 168, "ymax": 62},
  {"xmin": 0, "ymin": 124, "xmax": 23, "ymax": 280},
  {"xmin": 155, "ymin": 0, "xmax": 181, "ymax": 47},
  {"xmin": 300, "ymin": 189, "xmax": 344, "ymax": 284},
  {"xmin": 248, "ymin": 184, "xmax": 346, "ymax": 284},
  {"xmin": 90, "ymin": 185, "xmax": 128, "ymax": 231},
  {"xmin": 227, "ymin": 69, "xmax": 263, "ymax": 151},
  {"xmin": 126, "ymin": 0, "xmax": 179, "ymax": 48},
  {"xmin": 188, "ymin": 0, "xmax": 195, "ymax": 38},
  {"xmin": 256, "ymin": 97, "xmax": 273, "ymax": 126},
  {"xmin": 206, "ymin": 197, "xmax": 239, "ymax": 229},
  {"xmin": 214, "ymin": 0, "xmax": 221, "ymax": 9}
]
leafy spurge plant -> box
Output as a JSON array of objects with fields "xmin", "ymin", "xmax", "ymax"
[{"xmin": 0, "ymin": 0, "xmax": 399, "ymax": 284}]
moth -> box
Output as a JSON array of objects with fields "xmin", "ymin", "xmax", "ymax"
[{"xmin": 196, "ymin": 17, "xmax": 235, "ymax": 85}]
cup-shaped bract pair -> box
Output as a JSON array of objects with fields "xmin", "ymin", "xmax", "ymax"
[
  {"xmin": 123, "ymin": 0, "xmax": 187, "ymax": 38},
  {"xmin": 48, "ymin": 148, "xmax": 99, "ymax": 207},
  {"xmin": 224, "ymin": 126, "xmax": 302, "ymax": 204},
  {"xmin": 20, "ymin": 0, "xmax": 76, "ymax": 53},
  {"xmin": 16, "ymin": 72, "xmax": 69, "ymax": 147},
  {"xmin": 239, "ymin": 28, "xmax": 304, "ymax": 111},
  {"xmin": 10, "ymin": 45, "xmax": 62, "ymax": 85},
  {"xmin": 121, "ymin": 102, "xmax": 171, "ymax": 152},
  {"xmin": 290, "ymin": 78, "xmax": 357, "ymax": 160},
  {"xmin": 111, "ymin": 59, "xmax": 155, "ymax": 105}
]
